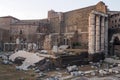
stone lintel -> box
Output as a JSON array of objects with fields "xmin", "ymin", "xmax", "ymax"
[{"xmin": 91, "ymin": 10, "xmax": 108, "ymax": 17}]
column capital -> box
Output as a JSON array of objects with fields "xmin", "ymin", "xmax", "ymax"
[
  {"xmin": 91, "ymin": 10, "xmax": 108, "ymax": 17},
  {"xmin": 96, "ymin": 14, "xmax": 101, "ymax": 17}
]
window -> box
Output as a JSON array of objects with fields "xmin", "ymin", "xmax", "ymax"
[
  {"xmin": 111, "ymin": 15, "xmax": 113, "ymax": 18},
  {"xmin": 19, "ymin": 30, "xmax": 22, "ymax": 34},
  {"xmin": 112, "ymin": 21, "xmax": 114, "ymax": 23},
  {"xmin": 118, "ymin": 24, "xmax": 120, "ymax": 27}
]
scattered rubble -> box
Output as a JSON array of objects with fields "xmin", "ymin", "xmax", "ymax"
[
  {"xmin": 9, "ymin": 50, "xmax": 45, "ymax": 70},
  {"xmin": 104, "ymin": 58, "xmax": 120, "ymax": 64},
  {"xmin": 40, "ymin": 50, "xmax": 48, "ymax": 54},
  {"xmin": 67, "ymin": 65, "xmax": 78, "ymax": 72},
  {"xmin": 1, "ymin": 50, "xmax": 120, "ymax": 80},
  {"xmin": 52, "ymin": 45, "xmax": 69, "ymax": 53},
  {"xmin": 59, "ymin": 45, "xmax": 68, "ymax": 50}
]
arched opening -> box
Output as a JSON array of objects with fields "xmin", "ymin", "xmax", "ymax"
[
  {"xmin": 113, "ymin": 36, "xmax": 120, "ymax": 56},
  {"xmin": 110, "ymin": 36, "xmax": 120, "ymax": 56},
  {"xmin": 113, "ymin": 37, "xmax": 120, "ymax": 45}
]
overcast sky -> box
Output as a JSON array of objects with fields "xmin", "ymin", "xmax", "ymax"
[{"xmin": 0, "ymin": 0, "xmax": 119, "ymax": 20}]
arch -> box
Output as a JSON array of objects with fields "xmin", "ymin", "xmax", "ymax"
[
  {"xmin": 109, "ymin": 33, "xmax": 120, "ymax": 56},
  {"xmin": 110, "ymin": 33, "xmax": 120, "ymax": 43},
  {"xmin": 113, "ymin": 36, "xmax": 120, "ymax": 45}
]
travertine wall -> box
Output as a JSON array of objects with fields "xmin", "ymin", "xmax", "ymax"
[
  {"xmin": 48, "ymin": 10, "xmax": 64, "ymax": 33},
  {"xmin": 0, "ymin": 16, "xmax": 19, "ymax": 30},
  {"xmin": 0, "ymin": 16, "xmax": 50, "ymax": 43},
  {"xmin": 0, "ymin": 16, "xmax": 19, "ymax": 42},
  {"xmin": 0, "ymin": 1, "xmax": 109, "ymax": 52},
  {"xmin": 95, "ymin": 1, "xmax": 107, "ymax": 13},
  {"xmin": 64, "ymin": 6, "xmax": 95, "ymax": 45},
  {"xmin": 11, "ymin": 24, "xmax": 38, "ymax": 42},
  {"xmin": 48, "ymin": 1, "xmax": 108, "ymax": 50},
  {"xmin": 0, "ymin": 28, "xmax": 10, "ymax": 42},
  {"xmin": 64, "ymin": 6, "xmax": 95, "ymax": 32}
]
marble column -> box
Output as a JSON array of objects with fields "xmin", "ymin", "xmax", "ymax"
[
  {"xmin": 105, "ymin": 17, "xmax": 108, "ymax": 56},
  {"xmin": 95, "ymin": 15, "xmax": 101, "ymax": 53},
  {"xmin": 88, "ymin": 13, "xmax": 96, "ymax": 54},
  {"xmin": 101, "ymin": 17, "xmax": 105, "ymax": 51},
  {"xmin": 64, "ymin": 38, "xmax": 67, "ymax": 45}
]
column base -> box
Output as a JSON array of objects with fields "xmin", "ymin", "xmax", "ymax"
[{"xmin": 89, "ymin": 52, "xmax": 105, "ymax": 62}]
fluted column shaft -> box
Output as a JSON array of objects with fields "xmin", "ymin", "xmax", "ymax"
[
  {"xmin": 101, "ymin": 17, "xmax": 105, "ymax": 51},
  {"xmin": 88, "ymin": 13, "xmax": 96, "ymax": 54},
  {"xmin": 105, "ymin": 18, "xmax": 108, "ymax": 56},
  {"xmin": 96, "ymin": 15, "xmax": 100, "ymax": 53}
]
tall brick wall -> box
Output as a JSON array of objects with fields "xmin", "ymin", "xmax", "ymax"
[
  {"xmin": 47, "ymin": 1, "xmax": 107, "ymax": 49},
  {"xmin": 64, "ymin": 6, "xmax": 95, "ymax": 32},
  {"xmin": 0, "ymin": 16, "xmax": 19, "ymax": 30},
  {"xmin": 95, "ymin": 1, "xmax": 107, "ymax": 13},
  {"xmin": 64, "ymin": 6, "xmax": 96, "ymax": 46},
  {"xmin": 48, "ymin": 10, "xmax": 64, "ymax": 33},
  {"xmin": 0, "ymin": 1, "xmax": 108, "ymax": 50},
  {"xmin": 0, "ymin": 28, "xmax": 10, "ymax": 42}
]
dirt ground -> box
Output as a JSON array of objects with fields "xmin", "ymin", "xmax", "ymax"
[{"xmin": 0, "ymin": 59, "xmax": 36, "ymax": 80}]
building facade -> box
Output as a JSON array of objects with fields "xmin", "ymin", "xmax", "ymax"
[{"xmin": 0, "ymin": 1, "xmax": 112, "ymax": 56}]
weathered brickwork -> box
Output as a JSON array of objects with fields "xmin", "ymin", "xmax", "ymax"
[
  {"xmin": 0, "ymin": 1, "xmax": 110, "ymax": 52},
  {"xmin": 47, "ymin": 1, "xmax": 107, "ymax": 49},
  {"xmin": 63, "ymin": 6, "xmax": 95, "ymax": 46},
  {"xmin": 64, "ymin": 6, "xmax": 95, "ymax": 32}
]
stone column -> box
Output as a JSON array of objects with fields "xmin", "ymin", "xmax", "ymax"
[
  {"xmin": 101, "ymin": 17, "xmax": 105, "ymax": 51},
  {"xmin": 105, "ymin": 17, "xmax": 108, "ymax": 56},
  {"xmin": 65, "ymin": 38, "xmax": 67, "ymax": 45},
  {"xmin": 95, "ymin": 15, "xmax": 101, "ymax": 53},
  {"xmin": 88, "ymin": 13, "xmax": 96, "ymax": 54}
]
